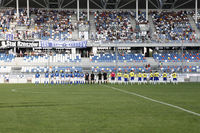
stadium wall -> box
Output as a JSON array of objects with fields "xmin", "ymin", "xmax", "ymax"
[{"xmin": 1, "ymin": 73, "xmax": 200, "ymax": 84}]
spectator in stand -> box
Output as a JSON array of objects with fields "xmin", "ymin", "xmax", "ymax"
[
  {"xmin": 94, "ymin": 11, "xmax": 149, "ymax": 43},
  {"xmin": 151, "ymin": 11, "xmax": 196, "ymax": 43}
]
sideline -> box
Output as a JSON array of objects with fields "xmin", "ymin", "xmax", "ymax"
[{"xmin": 103, "ymin": 85, "xmax": 200, "ymax": 117}]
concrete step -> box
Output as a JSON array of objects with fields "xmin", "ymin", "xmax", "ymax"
[
  {"xmin": 130, "ymin": 16, "xmax": 136, "ymax": 28},
  {"xmin": 15, "ymin": 26, "xmax": 28, "ymax": 31},
  {"xmin": 72, "ymin": 30, "xmax": 79, "ymax": 40},
  {"xmin": 89, "ymin": 13, "xmax": 96, "ymax": 39},
  {"xmin": 148, "ymin": 14, "xmax": 156, "ymax": 38},
  {"xmin": 187, "ymin": 15, "xmax": 200, "ymax": 38},
  {"xmin": 146, "ymin": 57, "xmax": 158, "ymax": 66}
]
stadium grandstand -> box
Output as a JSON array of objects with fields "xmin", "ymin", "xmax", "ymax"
[
  {"xmin": 0, "ymin": 0, "xmax": 200, "ymax": 83},
  {"xmin": 0, "ymin": 1, "xmax": 200, "ymax": 133}
]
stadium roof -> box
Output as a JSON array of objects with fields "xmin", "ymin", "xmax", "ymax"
[{"xmin": 0, "ymin": 0, "xmax": 199, "ymax": 9}]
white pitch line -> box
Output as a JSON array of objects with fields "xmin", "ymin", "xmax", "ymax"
[
  {"xmin": 11, "ymin": 89, "xmax": 49, "ymax": 94},
  {"xmin": 103, "ymin": 85, "xmax": 200, "ymax": 117}
]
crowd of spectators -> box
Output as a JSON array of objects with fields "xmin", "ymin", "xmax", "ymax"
[
  {"xmin": 0, "ymin": 9, "xmax": 16, "ymax": 39},
  {"xmin": 78, "ymin": 11, "xmax": 90, "ymax": 39},
  {"xmin": 135, "ymin": 11, "xmax": 150, "ymax": 41},
  {"xmin": 0, "ymin": 9, "xmax": 16, "ymax": 31},
  {"xmin": 1, "ymin": 9, "xmax": 76, "ymax": 41},
  {"xmin": 78, "ymin": 12, "xmax": 89, "ymax": 26},
  {"xmin": 94, "ymin": 11, "xmax": 150, "ymax": 42},
  {"xmin": 1, "ymin": 9, "xmax": 200, "ymax": 43},
  {"xmin": 137, "ymin": 11, "xmax": 148, "ymax": 24},
  {"xmin": 31, "ymin": 9, "xmax": 75, "ymax": 40},
  {"xmin": 151, "ymin": 11, "xmax": 197, "ymax": 43}
]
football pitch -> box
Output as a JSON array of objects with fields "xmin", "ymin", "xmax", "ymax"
[{"xmin": 0, "ymin": 83, "xmax": 200, "ymax": 133}]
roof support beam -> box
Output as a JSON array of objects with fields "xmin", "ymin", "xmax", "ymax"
[
  {"xmin": 27, "ymin": 0, "xmax": 29, "ymax": 18},
  {"xmin": 87, "ymin": 0, "xmax": 89, "ymax": 21},
  {"xmin": 90, "ymin": 0, "xmax": 103, "ymax": 9},
  {"xmin": 155, "ymin": 0, "xmax": 160, "ymax": 8},
  {"xmin": 4, "ymin": 0, "xmax": 14, "ymax": 7},
  {"xmin": 159, "ymin": 0, "xmax": 163, "ymax": 8},
  {"xmin": 146, "ymin": 0, "xmax": 148, "ymax": 21},
  {"xmin": 59, "ymin": 0, "xmax": 65, "ymax": 8},
  {"xmin": 1, "ymin": 0, "xmax": 5, "ymax": 7},
  {"xmin": 32, "ymin": 0, "xmax": 46, "ymax": 8},
  {"xmin": 171, "ymin": 0, "xmax": 178, "ymax": 9},
  {"xmin": 58, "ymin": 0, "xmax": 61, "ymax": 8},
  {"xmin": 149, "ymin": 0, "xmax": 159, "ymax": 9},
  {"xmin": 174, "ymin": 0, "xmax": 192, "ymax": 9},
  {"xmin": 43, "ymin": 0, "xmax": 48, "ymax": 8},
  {"xmin": 118, "ymin": 0, "xmax": 136, "ymax": 9},
  {"xmin": 136, "ymin": 0, "xmax": 138, "ymax": 21},
  {"xmin": 195, "ymin": 0, "xmax": 198, "ymax": 24},
  {"xmin": 100, "ymin": 0, "xmax": 105, "ymax": 8},
  {"xmin": 104, "ymin": 0, "xmax": 108, "ymax": 9},
  {"xmin": 62, "ymin": 0, "xmax": 76, "ymax": 8},
  {"xmin": 16, "ymin": 0, "xmax": 19, "ymax": 18},
  {"xmin": 115, "ymin": 0, "xmax": 121, "ymax": 9},
  {"xmin": 77, "ymin": 0, "xmax": 79, "ymax": 21}
]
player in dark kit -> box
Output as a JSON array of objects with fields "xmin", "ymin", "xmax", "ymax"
[
  {"xmin": 97, "ymin": 71, "xmax": 102, "ymax": 84},
  {"xmin": 90, "ymin": 71, "xmax": 95, "ymax": 84},
  {"xmin": 85, "ymin": 72, "xmax": 89, "ymax": 84},
  {"xmin": 103, "ymin": 71, "xmax": 108, "ymax": 84}
]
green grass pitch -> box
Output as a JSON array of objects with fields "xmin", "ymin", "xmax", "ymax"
[{"xmin": 0, "ymin": 83, "xmax": 200, "ymax": 133}]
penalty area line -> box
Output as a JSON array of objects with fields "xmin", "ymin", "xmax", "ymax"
[{"xmin": 103, "ymin": 85, "xmax": 200, "ymax": 117}]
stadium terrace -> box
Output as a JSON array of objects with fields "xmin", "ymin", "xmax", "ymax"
[
  {"xmin": 0, "ymin": 1, "xmax": 200, "ymax": 133},
  {"xmin": 0, "ymin": 0, "xmax": 200, "ymax": 84}
]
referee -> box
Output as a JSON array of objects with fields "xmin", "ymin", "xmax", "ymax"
[
  {"xmin": 98, "ymin": 71, "xmax": 102, "ymax": 84},
  {"xmin": 103, "ymin": 71, "xmax": 108, "ymax": 84},
  {"xmin": 90, "ymin": 71, "xmax": 95, "ymax": 84},
  {"xmin": 85, "ymin": 72, "xmax": 89, "ymax": 84}
]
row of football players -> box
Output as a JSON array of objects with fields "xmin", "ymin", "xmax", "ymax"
[
  {"xmin": 109, "ymin": 71, "xmax": 178, "ymax": 84},
  {"xmin": 34, "ymin": 70, "xmax": 178, "ymax": 84},
  {"xmin": 35, "ymin": 71, "xmax": 85, "ymax": 85}
]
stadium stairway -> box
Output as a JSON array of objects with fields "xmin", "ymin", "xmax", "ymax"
[
  {"xmin": 10, "ymin": 21, "xmax": 17, "ymax": 29},
  {"xmin": 146, "ymin": 57, "xmax": 158, "ymax": 66},
  {"xmin": 71, "ymin": 15, "xmax": 79, "ymax": 40},
  {"xmin": 15, "ymin": 25, "xmax": 28, "ymax": 31},
  {"xmin": 130, "ymin": 15, "xmax": 136, "ymax": 29},
  {"xmin": 11, "ymin": 67, "xmax": 22, "ymax": 74},
  {"xmin": 89, "ymin": 14, "xmax": 96, "ymax": 39},
  {"xmin": 188, "ymin": 15, "xmax": 200, "ymax": 38},
  {"xmin": 148, "ymin": 14, "xmax": 156, "ymax": 39}
]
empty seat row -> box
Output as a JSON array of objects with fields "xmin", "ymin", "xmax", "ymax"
[
  {"xmin": 90, "ymin": 54, "xmax": 146, "ymax": 63},
  {"xmin": 92, "ymin": 66, "xmax": 151, "ymax": 73},
  {"xmin": 21, "ymin": 66, "xmax": 82, "ymax": 73},
  {"xmin": 0, "ymin": 54, "xmax": 15, "ymax": 62},
  {"xmin": 23, "ymin": 54, "xmax": 81, "ymax": 63},
  {"xmin": 153, "ymin": 53, "xmax": 200, "ymax": 62}
]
